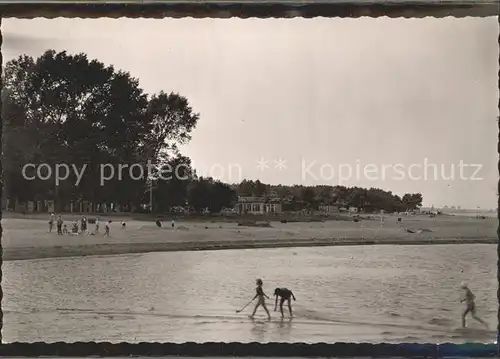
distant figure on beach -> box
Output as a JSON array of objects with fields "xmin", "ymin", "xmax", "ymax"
[
  {"xmin": 156, "ymin": 219, "xmax": 162, "ymax": 228},
  {"xmin": 274, "ymin": 288, "xmax": 296, "ymax": 318},
  {"xmin": 48, "ymin": 213, "xmax": 55, "ymax": 233},
  {"xmin": 63, "ymin": 224, "xmax": 68, "ymax": 235},
  {"xmin": 249, "ymin": 279, "xmax": 271, "ymax": 320},
  {"xmin": 104, "ymin": 221, "xmax": 111, "ymax": 237},
  {"xmin": 121, "ymin": 221, "xmax": 126, "ymax": 229},
  {"xmin": 72, "ymin": 221, "xmax": 79, "ymax": 235},
  {"xmin": 81, "ymin": 216, "xmax": 87, "ymax": 234},
  {"xmin": 460, "ymin": 282, "xmax": 488, "ymax": 329},
  {"xmin": 56, "ymin": 215, "xmax": 63, "ymax": 235},
  {"xmin": 171, "ymin": 219, "xmax": 175, "ymax": 229},
  {"xmin": 95, "ymin": 217, "xmax": 100, "ymax": 233}
]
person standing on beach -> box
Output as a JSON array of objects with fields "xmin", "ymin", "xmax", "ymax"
[
  {"xmin": 56, "ymin": 215, "xmax": 63, "ymax": 235},
  {"xmin": 48, "ymin": 213, "xmax": 55, "ymax": 233},
  {"xmin": 250, "ymin": 279, "xmax": 271, "ymax": 320},
  {"xmin": 460, "ymin": 282, "xmax": 488, "ymax": 329},
  {"xmin": 104, "ymin": 221, "xmax": 111, "ymax": 237},
  {"xmin": 95, "ymin": 217, "xmax": 100, "ymax": 234},
  {"xmin": 274, "ymin": 288, "xmax": 296, "ymax": 318},
  {"xmin": 71, "ymin": 221, "xmax": 79, "ymax": 235},
  {"xmin": 81, "ymin": 216, "xmax": 87, "ymax": 234}
]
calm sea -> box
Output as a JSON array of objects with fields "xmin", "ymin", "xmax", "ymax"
[{"xmin": 3, "ymin": 244, "xmax": 497, "ymax": 343}]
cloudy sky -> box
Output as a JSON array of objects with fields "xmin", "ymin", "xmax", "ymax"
[{"xmin": 4, "ymin": 18, "xmax": 498, "ymax": 209}]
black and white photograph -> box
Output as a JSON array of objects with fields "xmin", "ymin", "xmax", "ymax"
[{"xmin": 1, "ymin": 16, "xmax": 498, "ymax": 344}]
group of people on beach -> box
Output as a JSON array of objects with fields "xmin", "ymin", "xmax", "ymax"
[
  {"xmin": 49, "ymin": 213, "xmax": 177, "ymax": 237},
  {"xmin": 156, "ymin": 218, "xmax": 176, "ymax": 228},
  {"xmin": 48, "ymin": 213, "xmax": 112, "ymax": 237},
  {"xmin": 246, "ymin": 279, "xmax": 487, "ymax": 329}
]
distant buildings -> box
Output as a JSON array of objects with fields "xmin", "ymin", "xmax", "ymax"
[
  {"xmin": 3, "ymin": 198, "xmax": 120, "ymax": 214},
  {"xmin": 318, "ymin": 204, "xmax": 340, "ymax": 213},
  {"xmin": 234, "ymin": 196, "xmax": 282, "ymax": 214}
]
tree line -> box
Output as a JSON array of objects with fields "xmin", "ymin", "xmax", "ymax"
[
  {"xmin": 3, "ymin": 50, "xmax": 423, "ymax": 214},
  {"xmin": 232, "ymin": 180, "xmax": 422, "ymax": 213}
]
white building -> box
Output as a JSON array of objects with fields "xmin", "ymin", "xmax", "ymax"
[
  {"xmin": 319, "ymin": 204, "xmax": 340, "ymax": 213},
  {"xmin": 235, "ymin": 196, "xmax": 282, "ymax": 214}
]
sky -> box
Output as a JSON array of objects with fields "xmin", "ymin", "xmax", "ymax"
[{"xmin": 3, "ymin": 17, "xmax": 499, "ymax": 209}]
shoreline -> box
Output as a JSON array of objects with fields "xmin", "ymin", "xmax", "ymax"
[
  {"xmin": 2, "ymin": 210, "xmax": 491, "ymax": 222},
  {"xmin": 4, "ymin": 236, "xmax": 497, "ymax": 261}
]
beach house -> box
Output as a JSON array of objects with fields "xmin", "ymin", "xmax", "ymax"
[
  {"xmin": 235, "ymin": 196, "xmax": 282, "ymax": 214},
  {"xmin": 318, "ymin": 204, "xmax": 340, "ymax": 213}
]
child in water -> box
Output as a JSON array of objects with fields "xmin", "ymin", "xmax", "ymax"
[
  {"xmin": 250, "ymin": 279, "xmax": 271, "ymax": 320},
  {"xmin": 460, "ymin": 282, "xmax": 488, "ymax": 329}
]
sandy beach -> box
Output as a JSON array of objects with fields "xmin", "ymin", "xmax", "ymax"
[{"xmin": 2, "ymin": 213, "xmax": 496, "ymax": 261}]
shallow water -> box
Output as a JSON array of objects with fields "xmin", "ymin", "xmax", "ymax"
[{"xmin": 3, "ymin": 244, "xmax": 497, "ymax": 343}]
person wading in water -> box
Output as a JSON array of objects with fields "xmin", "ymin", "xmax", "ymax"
[
  {"xmin": 460, "ymin": 282, "xmax": 488, "ymax": 329},
  {"xmin": 249, "ymin": 279, "xmax": 271, "ymax": 320},
  {"xmin": 274, "ymin": 287, "xmax": 296, "ymax": 318}
]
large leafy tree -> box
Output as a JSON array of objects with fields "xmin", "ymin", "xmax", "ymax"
[
  {"xmin": 154, "ymin": 154, "xmax": 194, "ymax": 212},
  {"xmin": 402, "ymin": 193, "xmax": 423, "ymax": 211},
  {"xmin": 207, "ymin": 181, "xmax": 237, "ymax": 213},
  {"xmin": 186, "ymin": 177, "xmax": 237, "ymax": 214},
  {"xmin": 3, "ymin": 50, "xmax": 199, "ymax": 210},
  {"xmin": 187, "ymin": 177, "xmax": 212, "ymax": 213},
  {"xmin": 300, "ymin": 187, "xmax": 316, "ymax": 209}
]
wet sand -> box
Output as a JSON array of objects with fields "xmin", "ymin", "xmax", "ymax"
[{"xmin": 2, "ymin": 214, "xmax": 496, "ymax": 261}]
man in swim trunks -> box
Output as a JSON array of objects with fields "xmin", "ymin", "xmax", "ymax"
[
  {"xmin": 250, "ymin": 279, "xmax": 271, "ymax": 320},
  {"xmin": 460, "ymin": 282, "xmax": 488, "ymax": 329},
  {"xmin": 274, "ymin": 288, "xmax": 296, "ymax": 318}
]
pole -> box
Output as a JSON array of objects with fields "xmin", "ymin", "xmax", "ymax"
[
  {"xmin": 236, "ymin": 299, "xmax": 254, "ymax": 313},
  {"xmin": 149, "ymin": 178, "xmax": 153, "ymax": 213}
]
